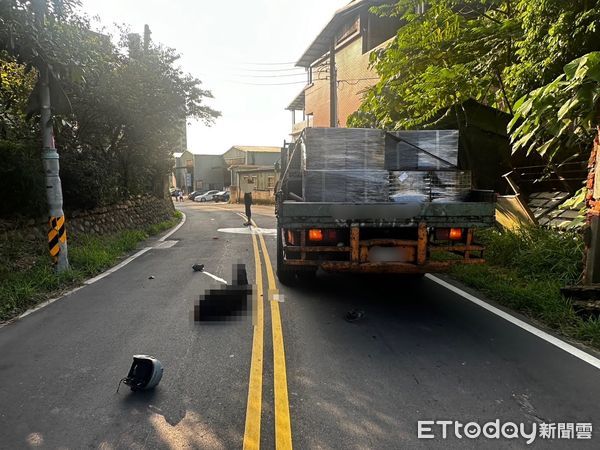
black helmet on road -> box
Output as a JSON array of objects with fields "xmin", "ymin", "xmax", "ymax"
[{"xmin": 117, "ymin": 355, "xmax": 164, "ymax": 392}]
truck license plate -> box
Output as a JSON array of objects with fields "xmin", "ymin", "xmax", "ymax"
[{"xmin": 368, "ymin": 246, "xmax": 415, "ymax": 263}]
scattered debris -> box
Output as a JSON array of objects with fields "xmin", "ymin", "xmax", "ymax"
[
  {"xmin": 192, "ymin": 264, "xmax": 204, "ymax": 272},
  {"xmin": 344, "ymin": 309, "xmax": 365, "ymax": 323},
  {"xmin": 271, "ymin": 292, "xmax": 285, "ymax": 303},
  {"xmin": 200, "ymin": 271, "xmax": 228, "ymax": 284},
  {"xmin": 117, "ymin": 355, "xmax": 163, "ymax": 393},
  {"xmin": 148, "ymin": 275, "xmax": 155, "ymax": 280},
  {"xmin": 212, "ymin": 236, "xmax": 219, "ymax": 240}
]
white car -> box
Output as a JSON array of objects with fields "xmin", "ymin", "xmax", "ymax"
[{"xmin": 194, "ymin": 190, "xmax": 220, "ymax": 202}]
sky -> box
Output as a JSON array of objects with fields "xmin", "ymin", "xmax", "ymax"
[{"xmin": 78, "ymin": 0, "xmax": 349, "ymax": 155}]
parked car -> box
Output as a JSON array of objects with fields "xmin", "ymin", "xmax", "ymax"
[
  {"xmin": 194, "ymin": 190, "xmax": 220, "ymax": 202},
  {"xmin": 213, "ymin": 191, "xmax": 230, "ymax": 202},
  {"xmin": 188, "ymin": 190, "xmax": 204, "ymax": 200}
]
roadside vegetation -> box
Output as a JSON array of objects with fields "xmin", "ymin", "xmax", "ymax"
[
  {"xmin": 1, "ymin": 1, "xmax": 219, "ymax": 217},
  {"xmin": 450, "ymin": 226, "xmax": 600, "ymax": 349},
  {"xmin": 0, "ymin": 211, "xmax": 182, "ymax": 322},
  {"xmin": 351, "ymin": 0, "xmax": 600, "ymax": 156}
]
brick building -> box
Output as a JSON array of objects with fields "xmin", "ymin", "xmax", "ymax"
[{"xmin": 287, "ymin": 0, "xmax": 401, "ymax": 137}]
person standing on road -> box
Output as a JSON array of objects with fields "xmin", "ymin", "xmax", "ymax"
[{"xmin": 242, "ymin": 177, "xmax": 254, "ymax": 226}]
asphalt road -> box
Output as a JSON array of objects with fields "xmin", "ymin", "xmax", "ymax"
[{"xmin": 1, "ymin": 202, "xmax": 599, "ymax": 449}]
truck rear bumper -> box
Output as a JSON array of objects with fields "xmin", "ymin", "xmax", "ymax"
[
  {"xmin": 284, "ymin": 257, "xmax": 485, "ymax": 273},
  {"xmin": 281, "ymin": 222, "xmax": 486, "ymax": 274},
  {"xmin": 320, "ymin": 259, "xmax": 483, "ymax": 273}
]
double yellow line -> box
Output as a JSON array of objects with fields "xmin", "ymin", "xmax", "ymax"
[{"xmin": 243, "ymin": 217, "xmax": 293, "ymax": 450}]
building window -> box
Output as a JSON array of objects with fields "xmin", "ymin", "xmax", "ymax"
[
  {"xmin": 362, "ymin": 13, "xmax": 401, "ymax": 53},
  {"xmin": 267, "ymin": 176, "xmax": 275, "ymax": 188},
  {"xmin": 185, "ymin": 159, "xmax": 193, "ymax": 167},
  {"xmin": 336, "ymin": 15, "xmax": 359, "ymax": 44}
]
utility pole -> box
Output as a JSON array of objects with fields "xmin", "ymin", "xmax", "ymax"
[
  {"xmin": 329, "ymin": 38, "xmax": 338, "ymax": 128},
  {"xmin": 144, "ymin": 24, "xmax": 152, "ymax": 54},
  {"xmin": 36, "ymin": 0, "xmax": 69, "ymax": 271}
]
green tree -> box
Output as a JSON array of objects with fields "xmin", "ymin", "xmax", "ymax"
[
  {"xmin": 350, "ymin": 0, "xmax": 600, "ymax": 136},
  {"xmin": 508, "ymin": 0, "xmax": 600, "ymax": 97},
  {"xmin": 349, "ymin": 0, "xmax": 520, "ymax": 129},
  {"xmin": 509, "ymin": 52, "xmax": 600, "ymax": 161},
  {"xmin": 0, "ymin": 0, "xmax": 220, "ymax": 215}
]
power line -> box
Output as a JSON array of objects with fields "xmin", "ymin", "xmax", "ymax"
[
  {"xmin": 220, "ymin": 79, "xmax": 308, "ymax": 86},
  {"xmin": 227, "ymin": 72, "xmax": 307, "ymax": 79},
  {"xmin": 237, "ymin": 60, "xmax": 297, "ymax": 66},
  {"xmin": 226, "ymin": 66, "xmax": 305, "ymax": 73}
]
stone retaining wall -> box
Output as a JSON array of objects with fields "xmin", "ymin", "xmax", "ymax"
[{"xmin": 0, "ymin": 195, "xmax": 175, "ymax": 242}]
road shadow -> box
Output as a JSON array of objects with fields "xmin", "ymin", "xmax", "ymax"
[{"xmin": 118, "ymin": 387, "xmax": 188, "ymax": 427}]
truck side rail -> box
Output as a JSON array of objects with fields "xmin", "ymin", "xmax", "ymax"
[{"xmin": 278, "ymin": 201, "xmax": 496, "ymax": 229}]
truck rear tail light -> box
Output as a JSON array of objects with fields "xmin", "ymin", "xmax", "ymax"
[
  {"xmin": 308, "ymin": 229, "xmax": 324, "ymax": 241},
  {"xmin": 435, "ymin": 228, "xmax": 464, "ymax": 241},
  {"xmin": 449, "ymin": 228, "xmax": 463, "ymax": 240}
]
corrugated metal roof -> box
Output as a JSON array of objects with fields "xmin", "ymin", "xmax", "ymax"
[
  {"xmin": 230, "ymin": 146, "xmax": 281, "ymax": 153},
  {"xmin": 286, "ymin": 88, "xmax": 306, "ymax": 110},
  {"xmin": 528, "ymin": 191, "xmax": 584, "ymax": 229},
  {"xmin": 232, "ymin": 165, "xmax": 277, "ymax": 173},
  {"xmin": 295, "ymin": 0, "xmax": 385, "ymax": 68}
]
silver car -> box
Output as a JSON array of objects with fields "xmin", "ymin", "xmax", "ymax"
[{"xmin": 194, "ymin": 190, "xmax": 220, "ymax": 202}]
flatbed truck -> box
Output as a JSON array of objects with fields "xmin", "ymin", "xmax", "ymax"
[{"xmin": 275, "ymin": 129, "xmax": 496, "ymax": 285}]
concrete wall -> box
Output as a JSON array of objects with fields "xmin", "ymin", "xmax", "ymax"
[
  {"xmin": 230, "ymin": 185, "xmax": 275, "ymax": 205},
  {"xmin": 246, "ymin": 151, "xmax": 280, "ymax": 166},
  {"xmin": 194, "ymin": 154, "xmax": 227, "ymax": 191},
  {"xmin": 174, "ymin": 150, "xmax": 195, "ymax": 191}
]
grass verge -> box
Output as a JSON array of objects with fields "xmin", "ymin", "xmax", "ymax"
[
  {"xmin": 0, "ymin": 210, "xmax": 182, "ymax": 322},
  {"xmin": 450, "ymin": 227, "xmax": 600, "ymax": 350}
]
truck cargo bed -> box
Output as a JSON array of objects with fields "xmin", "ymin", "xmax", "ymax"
[{"xmin": 278, "ymin": 201, "xmax": 495, "ymax": 228}]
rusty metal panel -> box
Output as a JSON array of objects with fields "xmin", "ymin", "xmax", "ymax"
[
  {"xmin": 417, "ymin": 222, "xmax": 427, "ymax": 265},
  {"xmin": 350, "ymin": 227, "xmax": 360, "ymax": 262}
]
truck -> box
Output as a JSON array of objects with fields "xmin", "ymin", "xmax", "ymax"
[{"xmin": 275, "ymin": 127, "xmax": 496, "ymax": 285}]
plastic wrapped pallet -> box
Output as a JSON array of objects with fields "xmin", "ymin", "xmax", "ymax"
[
  {"xmin": 389, "ymin": 170, "xmax": 472, "ymax": 203},
  {"xmin": 385, "ymin": 130, "xmax": 459, "ymax": 171},
  {"xmin": 301, "ymin": 127, "xmax": 385, "ymax": 170},
  {"xmin": 303, "ymin": 169, "xmax": 389, "ymax": 203}
]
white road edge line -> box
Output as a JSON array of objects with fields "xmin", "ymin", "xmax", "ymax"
[
  {"xmin": 2, "ymin": 211, "xmax": 188, "ymax": 327},
  {"xmin": 426, "ymin": 274, "xmax": 600, "ymax": 371},
  {"xmin": 15, "ymin": 286, "xmax": 86, "ymax": 321},
  {"xmin": 84, "ymin": 247, "xmax": 152, "ymax": 284},
  {"xmin": 159, "ymin": 209, "xmax": 187, "ymax": 241}
]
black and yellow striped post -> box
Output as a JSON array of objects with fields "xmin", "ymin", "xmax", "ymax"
[
  {"xmin": 48, "ymin": 216, "xmax": 67, "ymax": 262},
  {"xmin": 34, "ymin": 1, "xmax": 70, "ymax": 272}
]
